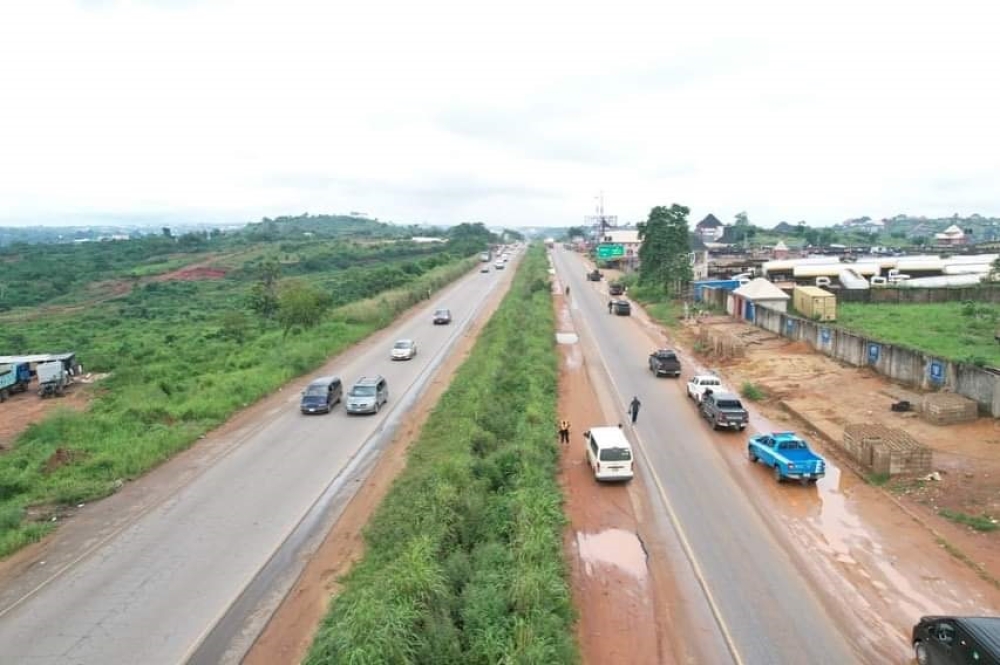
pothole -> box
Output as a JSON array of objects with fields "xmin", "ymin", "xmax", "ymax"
[{"xmin": 576, "ymin": 528, "xmax": 648, "ymax": 579}]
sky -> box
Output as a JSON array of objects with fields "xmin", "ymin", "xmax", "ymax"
[{"xmin": 2, "ymin": 0, "xmax": 999, "ymax": 230}]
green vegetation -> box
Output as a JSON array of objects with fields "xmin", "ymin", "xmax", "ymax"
[
  {"xmin": 938, "ymin": 509, "xmax": 999, "ymax": 532},
  {"xmin": 0, "ymin": 217, "xmax": 497, "ymax": 557},
  {"xmin": 740, "ymin": 381, "xmax": 767, "ymax": 402},
  {"xmin": 637, "ymin": 204, "xmax": 693, "ymax": 296},
  {"xmin": 305, "ymin": 247, "xmax": 576, "ymax": 664},
  {"xmin": 865, "ymin": 472, "xmax": 891, "ymax": 486},
  {"xmin": 837, "ymin": 301, "xmax": 1000, "ymax": 367}
]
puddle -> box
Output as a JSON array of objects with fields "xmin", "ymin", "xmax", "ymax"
[
  {"xmin": 556, "ymin": 332, "xmax": 579, "ymax": 344},
  {"xmin": 576, "ymin": 529, "xmax": 648, "ymax": 579}
]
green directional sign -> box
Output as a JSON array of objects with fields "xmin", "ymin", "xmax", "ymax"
[{"xmin": 596, "ymin": 243, "xmax": 625, "ymax": 260}]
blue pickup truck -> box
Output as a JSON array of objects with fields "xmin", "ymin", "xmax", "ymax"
[{"xmin": 747, "ymin": 432, "xmax": 826, "ymax": 484}]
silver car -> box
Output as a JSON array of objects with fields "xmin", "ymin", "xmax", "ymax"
[
  {"xmin": 391, "ymin": 339, "xmax": 417, "ymax": 361},
  {"xmin": 345, "ymin": 376, "xmax": 389, "ymax": 415}
]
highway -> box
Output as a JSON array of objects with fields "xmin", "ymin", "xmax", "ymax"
[
  {"xmin": 553, "ymin": 248, "xmax": 862, "ymax": 664},
  {"xmin": 0, "ymin": 258, "xmax": 515, "ymax": 665}
]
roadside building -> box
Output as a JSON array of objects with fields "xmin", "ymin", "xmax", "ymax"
[
  {"xmin": 695, "ymin": 214, "xmax": 725, "ymax": 242},
  {"xmin": 934, "ymin": 224, "xmax": 967, "ymax": 247},
  {"xmin": 727, "ymin": 278, "xmax": 790, "ymax": 322}
]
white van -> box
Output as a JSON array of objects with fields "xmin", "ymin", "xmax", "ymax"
[{"xmin": 584, "ymin": 427, "xmax": 634, "ymax": 482}]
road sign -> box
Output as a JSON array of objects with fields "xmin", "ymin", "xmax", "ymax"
[{"xmin": 596, "ymin": 243, "xmax": 625, "ymax": 260}]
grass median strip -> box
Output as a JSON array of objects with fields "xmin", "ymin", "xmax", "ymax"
[{"xmin": 305, "ymin": 247, "xmax": 577, "ymax": 665}]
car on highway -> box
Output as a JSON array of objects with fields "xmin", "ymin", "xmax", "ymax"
[
  {"xmin": 584, "ymin": 426, "xmax": 634, "ymax": 482},
  {"xmin": 494, "ymin": 260, "xmax": 505, "ymax": 270},
  {"xmin": 699, "ymin": 391, "xmax": 749, "ymax": 431},
  {"xmin": 390, "ymin": 339, "xmax": 417, "ymax": 361},
  {"xmin": 480, "ymin": 265, "xmax": 490, "ymax": 273},
  {"xmin": 747, "ymin": 431, "xmax": 826, "ymax": 484},
  {"xmin": 611, "ymin": 300, "xmax": 631, "ymax": 316},
  {"xmin": 608, "ymin": 282, "xmax": 625, "ymax": 296},
  {"xmin": 687, "ymin": 374, "xmax": 724, "ymax": 401},
  {"xmin": 648, "ymin": 349, "xmax": 681, "ymax": 377},
  {"xmin": 299, "ymin": 376, "xmax": 342, "ymax": 414},
  {"xmin": 345, "ymin": 375, "xmax": 389, "ymax": 415},
  {"xmin": 912, "ymin": 615, "xmax": 1000, "ymax": 664},
  {"xmin": 433, "ymin": 308, "xmax": 452, "ymax": 324}
]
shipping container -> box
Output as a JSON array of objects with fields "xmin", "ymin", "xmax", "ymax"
[{"xmin": 792, "ymin": 286, "xmax": 836, "ymax": 322}]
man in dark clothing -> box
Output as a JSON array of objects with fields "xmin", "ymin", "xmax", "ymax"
[
  {"xmin": 558, "ymin": 420, "xmax": 570, "ymax": 444},
  {"xmin": 629, "ymin": 396, "xmax": 641, "ymax": 424},
  {"xmin": 608, "ymin": 300, "xmax": 613, "ymax": 314}
]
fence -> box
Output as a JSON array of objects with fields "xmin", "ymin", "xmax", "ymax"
[
  {"xmin": 752, "ymin": 305, "xmax": 1000, "ymax": 417},
  {"xmin": 837, "ymin": 285, "xmax": 1000, "ymax": 304}
]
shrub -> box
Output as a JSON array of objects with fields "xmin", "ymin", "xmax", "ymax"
[{"xmin": 741, "ymin": 381, "xmax": 767, "ymax": 401}]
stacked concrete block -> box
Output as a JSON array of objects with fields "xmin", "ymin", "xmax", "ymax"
[
  {"xmin": 843, "ymin": 424, "xmax": 932, "ymax": 476},
  {"xmin": 920, "ymin": 393, "xmax": 979, "ymax": 425}
]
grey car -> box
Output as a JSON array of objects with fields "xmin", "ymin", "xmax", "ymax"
[{"xmin": 345, "ymin": 375, "xmax": 389, "ymax": 415}]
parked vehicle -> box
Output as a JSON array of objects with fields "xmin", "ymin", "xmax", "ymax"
[
  {"xmin": 912, "ymin": 615, "xmax": 1000, "ymax": 664},
  {"xmin": 747, "ymin": 431, "xmax": 826, "ymax": 484},
  {"xmin": 686, "ymin": 374, "xmax": 724, "ymax": 401},
  {"xmin": 586, "ymin": 269, "xmax": 603, "ymax": 281},
  {"xmin": 345, "ymin": 375, "xmax": 389, "ymax": 415},
  {"xmin": 300, "ymin": 376, "xmax": 343, "ymax": 414},
  {"xmin": 608, "ymin": 282, "xmax": 625, "ymax": 296},
  {"xmin": 433, "ymin": 308, "xmax": 452, "ymax": 325},
  {"xmin": 494, "ymin": 260, "xmax": 505, "ymax": 270},
  {"xmin": 391, "ymin": 339, "xmax": 418, "ymax": 361},
  {"xmin": 480, "ymin": 265, "xmax": 490, "ymax": 273},
  {"xmin": 37, "ymin": 361, "xmax": 69, "ymax": 398},
  {"xmin": 479, "ymin": 251, "xmax": 491, "ymax": 262},
  {"xmin": 611, "ymin": 300, "xmax": 631, "ymax": 316},
  {"xmin": 648, "ymin": 350, "xmax": 682, "ymax": 377},
  {"xmin": 0, "ymin": 362, "xmax": 33, "ymax": 402},
  {"xmin": 584, "ymin": 426, "xmax": 634, "ymax": 482},
  {"xmin": 699, "ymin": 391, "xmax": 748, "ymax": 431}
]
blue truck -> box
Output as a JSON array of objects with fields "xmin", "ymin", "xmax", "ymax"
[
  {"xmin": 747, "ymin": 431, "xmax": 826, "ymax": 484},
  {"xmin": 0, "ymin": 362, "xmax": 33, "ymax": 402}
]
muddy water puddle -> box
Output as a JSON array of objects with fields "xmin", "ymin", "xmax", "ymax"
[{"xmin": 576, "ymin": 528, "xmax": 648, "ymax": 579}]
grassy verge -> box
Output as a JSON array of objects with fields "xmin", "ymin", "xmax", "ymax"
[
  {"xmin": 304, "ymin": 246, "xmax": 577, "ymax": 664},
  {"xmin": 627, "ymin": 283, "xmax": 686, "ymax": 328},
  {"xmin": 939, "ymin": 509, "xmax": 999, "ymax": 533},
  {"xmin": 0, "ymin": 257, "xmax": 476, "ymax": 558},
  {"xmin": 837, "ymin": 301, "xmax": 1000, "ymax": 367}
]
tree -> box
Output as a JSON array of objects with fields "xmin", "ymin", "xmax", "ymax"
[
  {"xmin": 733, "ymin": 211, "xmax": 751, "ymax": 246},
  {"xmin": 565, "ymin": 226, "xmax": 587, "ymax": 240},
  {"xmin": 277, "ymin": 279, "xmax": 331, "ymax": 338},
  {"xmin": 637, "ymin": 204, "xmax": 694, "ymax": 296},
  {"xmin": 247, "ymin": 258, "xmax": 281, "ymax": 320}
]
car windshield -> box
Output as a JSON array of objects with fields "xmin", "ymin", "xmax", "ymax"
[
  {"xmin": 435, "ymin": 310, "xmax": 449, "ymax": 317},
  {"xmin": 394, "ymin": 341, "xmax": 412, "ymax": 349},
  {"xmin": 718, "ymin": 399, "xmax": 744, "ymax": 409},
  {"xmin": 351, "ymin": 385, "xmax": 376, "ymax": 397},
  {"xmin": 304, "ymin": 385, "xmax": 329, "ymax": 397},
  {"xmin": 599, "ymin": 447, "xmax": 632, "ymax": 462}
]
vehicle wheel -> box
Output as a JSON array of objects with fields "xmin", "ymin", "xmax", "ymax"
[
  {"xmin": 738, "ymin": 425, "xmax": 746, "ymax": 431},
  {"xmin": 748, "ymin": 448, "xmax": 758, "ymax": 463},
  {"xmin": 773, "ymin": 466, "xmax": 783, "ymax": 483},
  {"xmin": 914, "ymin": 641, "xmax": 929, "ymax": 665}
]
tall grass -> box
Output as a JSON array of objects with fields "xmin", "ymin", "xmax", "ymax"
[
  {"xmin": 305, "ymin": 246, "xmax": 577, "ymax": 664},
  {"xmin": 0, "ymin": 255, "xmax": 477, "ymax": 558}
]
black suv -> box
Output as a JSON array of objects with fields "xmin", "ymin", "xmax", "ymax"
[
  {"xmin": 608, "ymin": 282, "xmax": 625, "ymax": 296},
  {"xmin": 913, "ymin": 615, "xmax": 1000, "ymax": 664},
  {"xmin": 648, "ymin": 350, "xmax": 681, "ymax": 377},
  {"xmin": 612, "ymin": 300, "xmax": 631, "ymax": 316},
  {"xmin": 699, "ymin": 391, "xmax": 749, "ymax": 431}
]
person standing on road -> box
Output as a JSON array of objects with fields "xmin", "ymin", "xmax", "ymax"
[
  {"xmin": 629, "ymin": 396, "xmax": 641, "ymax": 424},
  {"xmin": 608, "ymin": 300, "xmax": 613, "ymax": 314},
  {"xmin": 558, "ymin": 419, "xmax": 570, "ymax": 444}
]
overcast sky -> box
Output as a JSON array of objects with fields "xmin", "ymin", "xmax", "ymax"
[{"xmin": 2, "ymin": 0, "xmax": 998, "ymax": 229}]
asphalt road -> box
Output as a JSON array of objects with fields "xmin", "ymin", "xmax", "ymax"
[
  {"xmin": 553, "ymin": 249, "xmax": 861, "ymax": 665},
  {"xmin": 0, "ymin": 258, "xmax": 514, "ymax": 665}
]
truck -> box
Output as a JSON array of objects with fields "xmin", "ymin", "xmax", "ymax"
[
  {"xmin": 37, "ymin": 361, "xmax": 69, "ymax": 398},
  {"xmin": 0, "ymin": 363, "xmax": 33, "ymax": 401},
  {"xmin": 699, "ymin": 391, "xmax": 749, "ymax": 431},
  {"xmin": 479, "ymin": 251, "xmax": 491, "ymax": 262},
  {"xmin": 686, "ymin": 374, "xmax": 725, "ymax": 402},
  {"xmin": 648, "ymin": 350, "xmax": 681, "ymax": 377},
  {"xmin": 747, "ymin": 431, "xmax": 826, "ymax": 484},
  {"xmin": 586, "ymin": 269, "xmax": 603, "ymax": 281}
]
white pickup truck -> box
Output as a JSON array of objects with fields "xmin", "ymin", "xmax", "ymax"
[{"xmin": 686, "ymin": 374, "xmax": 726, "ymax": 403}]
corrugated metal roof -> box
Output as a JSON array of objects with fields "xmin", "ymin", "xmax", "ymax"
[
  {"xmin": 0, "ymin": 353, "xmax": 76, "ymax": 365},
  {"xmin": 732, "ymin": 278, "xmax": 790, "ymax": 300}
]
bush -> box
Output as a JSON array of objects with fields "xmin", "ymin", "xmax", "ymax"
[{"xmin": 741, "ymin": 381, "xmax": 767, "ymax": 401}]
